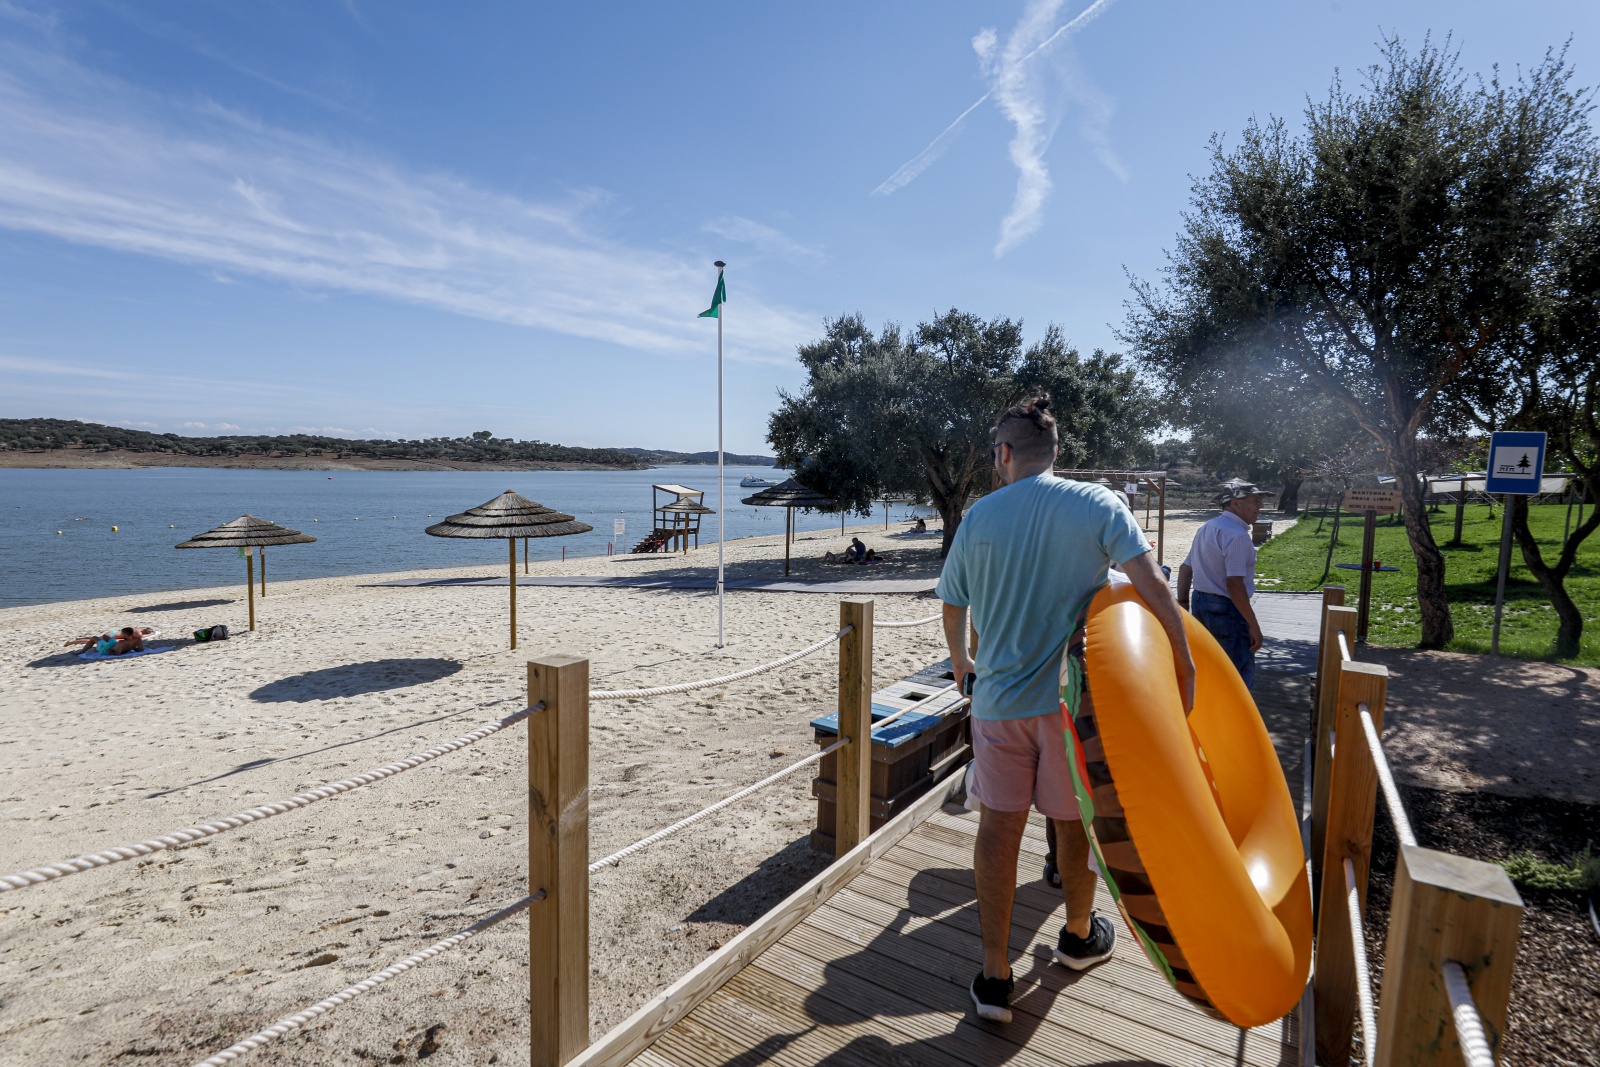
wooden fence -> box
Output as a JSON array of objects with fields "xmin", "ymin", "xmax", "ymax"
[{"xmin": 1309, "ymin": 586, "xmax": 1524, "ymax": 1066}]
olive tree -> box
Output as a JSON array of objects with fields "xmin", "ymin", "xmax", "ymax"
[{"xmin": 1124, "ymin": 38, "xmax": 1593, "ymax": 647}]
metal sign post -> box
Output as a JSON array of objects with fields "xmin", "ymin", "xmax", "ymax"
[{"xmin": 1484, "ymin": 431, "xmax": 1548, "ymax": 657}]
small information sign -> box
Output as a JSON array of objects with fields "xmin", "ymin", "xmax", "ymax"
[
  {"xmin": 1484, "ymin": 431, "xmax": 1547, "ymax": 496},
  {"xmin": 613, "ymin": 518, "xmax": 626, "ymax": 539},
  {"xmin": 1341, "ymin": 487, "xmax": 1402, "ymax": 514}
]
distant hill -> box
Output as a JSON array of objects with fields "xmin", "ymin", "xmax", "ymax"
[
  {"xmin": 618, "ymin": 447, "xmax": 775, "ymax": 466},
  {"xmin": 0, "ymin": 418, "xmax": 648, "ymax": 469}
]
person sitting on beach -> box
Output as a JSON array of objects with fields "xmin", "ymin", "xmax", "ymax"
[
  {"xmin": 65, "ymin": 626, "xmax": 152, "ymax": 655},
  {"xmin": 845, "ymin": 537, "xmax": 868, "ymax": 563},
  {"xmin": 912, "ymin": 517, "xmax": 928, "ymax": 533}
]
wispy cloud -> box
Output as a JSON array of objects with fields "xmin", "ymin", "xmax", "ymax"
[
  {"xmin": 702, "ymin": 216, "xmax": 823, "ymax": 264},
  {"xmin": 873, "ymin": 0, "xmax": 1123, "ymax": 257},
  {"xmin": 0, "ymin": 42, "xmax": 816, "ymax": 364}
]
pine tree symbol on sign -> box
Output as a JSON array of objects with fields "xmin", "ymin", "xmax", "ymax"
[{"xmin": 1518, "ymin": 453, "xmax": 1531, "ymax": 471}]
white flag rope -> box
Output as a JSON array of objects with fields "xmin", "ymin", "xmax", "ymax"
[
  {"xmin": 0, "ymin": 704, "xmax": 542, "ymax": 893},
  {"xmin": 192, "ymin": 891, "xmax": 543, "ymax": 1066}
]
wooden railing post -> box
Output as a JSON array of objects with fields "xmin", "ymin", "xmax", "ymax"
[
  {"xmin": 1313, "ymin": 585, "xmax": 1346, "ymax": 725},
  {"xmin": 1313, "ymin": 659, "xmax": 1388, "ymax": 1067},
  {"xmin": 1311, "ymin": 604, "xmax": 1359, "ymax": 890},
  {"xmin": 529, "ymin": 656, "xmax": 590, "ymax": 1067},
  {"xmin": 835, "ymin": 598, "xmax": 874, "ymax": 858},
  {"xmin": 1374, "ymin": 847, "xmax": 1523, "ymax": 1067}
]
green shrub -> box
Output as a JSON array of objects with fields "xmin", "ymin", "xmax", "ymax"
[{"xmin": 1498, "ymin": 846, "xmax": 1597, "ymax": 892}]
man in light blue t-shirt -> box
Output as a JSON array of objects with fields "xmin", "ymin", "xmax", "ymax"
[{"xmin": 937, "ymin": 395, "xmax": 1195, "ymax": 1024}]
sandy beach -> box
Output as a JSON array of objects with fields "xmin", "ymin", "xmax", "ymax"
[{"xmin": 0, "ymin": 508, "xmax": 1214, "ymax": 1066}]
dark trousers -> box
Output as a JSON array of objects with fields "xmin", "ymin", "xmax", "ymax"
[{"xmin": 1191, "ymin": 590, "xmax": 1256, "ymax": 689}]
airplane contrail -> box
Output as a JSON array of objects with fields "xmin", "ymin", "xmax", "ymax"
[{"xmin": 871, "ymin": 0, "xmax": 1119, "ymax": 198}]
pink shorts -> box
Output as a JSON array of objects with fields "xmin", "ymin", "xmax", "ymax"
[{"xmin": 967, "ymin": 712, "xmax": 1081, "ymax": 823}]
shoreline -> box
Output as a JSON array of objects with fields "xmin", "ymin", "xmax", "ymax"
[{"xmin": 0, "ymin": 448, "xmax": 655, "ymax": 472}]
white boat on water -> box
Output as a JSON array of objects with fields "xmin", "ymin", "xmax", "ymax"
[{"xmin": 739, "ymin": 475, "xmax": 779, "ymax": 488}]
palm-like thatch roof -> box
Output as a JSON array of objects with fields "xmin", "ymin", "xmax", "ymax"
[
  {"xmin": 660, "ymin": 498, "xmax": 715, "ymax": 515},
  {"xmin": 740, "ymin": 478, "xmax": 837, "ymax": 509},
  {"xmin": 176, "ymin": 515, "xmax": 317, "ymax": 549},
  {"xmin": 425, "ymin": 490, "xmax": 593, "ymax": 540}
]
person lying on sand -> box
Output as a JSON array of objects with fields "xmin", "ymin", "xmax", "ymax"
[{"xmin": 65, "ymin": 626, "xmax": 153, "ymax": 656}]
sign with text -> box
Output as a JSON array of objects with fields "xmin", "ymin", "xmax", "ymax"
[
  {"xmin": 1341, "ymin": 487, "xmax": 1403, "ymax": 514},
  {"xmin": 613, "ymin": 519, "xmax": 626, "ymax": 539},
  {"xmin": 1484, "ymin": 431, "xmax": 1547, "ymax": 495}
]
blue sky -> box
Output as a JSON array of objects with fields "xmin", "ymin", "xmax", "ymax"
[{"xmin": 1, "ymin": 2, "xmax": 1596, "ymax": 454}]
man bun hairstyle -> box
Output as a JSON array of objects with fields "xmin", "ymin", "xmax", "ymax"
[{"xmin": 993, "ymin": 394, "xmax": 1059, "ymax": 464}]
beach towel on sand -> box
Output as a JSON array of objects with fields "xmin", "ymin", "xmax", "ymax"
[{"xmin": 75, "ymin": 645, "xmax": 175, "ymax": 662}]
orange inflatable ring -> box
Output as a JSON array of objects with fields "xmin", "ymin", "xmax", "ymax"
[{"xmin": 1060, "ymin": 583, "xmax": 1311, "ymax": 1027}]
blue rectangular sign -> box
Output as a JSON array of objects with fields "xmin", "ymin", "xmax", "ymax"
[{"xmin": 1484, "ymin": 431, "xmax": 1547, "ymax": 495}]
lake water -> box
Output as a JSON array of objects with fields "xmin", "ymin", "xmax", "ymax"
[{"xmin": 0, "ymin": 467, "xmax": 930, "ymax": 607}]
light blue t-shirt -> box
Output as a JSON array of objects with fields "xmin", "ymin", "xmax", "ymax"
[{"xmin": 935, "ymin": 473, "xmax": 1151, "ymax": 721}]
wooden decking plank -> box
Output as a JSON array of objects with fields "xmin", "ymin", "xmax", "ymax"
[
  {"xmin": 783, "ymin": 909, "xmax": 1294, "ymax": 1067},
  {"xmin": 847, "ymin": 857, "xmax": 1299, "ymax": 1057},
  {"xmin": 658, "ymin": 996, "xmax": 889, "ymax": 1067},
  {"xmin": 631, "ymin": 1051, "xmax": 685, "ymax": 1067},
  {"xmin": 744, "ymin": 941, "xmax": 1139, "ymax": 1067}
]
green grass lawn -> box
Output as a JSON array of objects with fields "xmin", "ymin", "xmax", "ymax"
[{"xmin": 1255, "ymin": 503, "xmax": 1600, "ymax": 665}]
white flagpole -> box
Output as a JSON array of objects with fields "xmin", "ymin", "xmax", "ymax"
[{"xmin": 715, "ymin": 260, "xmax": 726, "ymax": 648}]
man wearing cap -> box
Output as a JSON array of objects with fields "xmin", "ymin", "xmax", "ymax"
[{"xmin": 1177, "ymin": 483, "xmax": 1271, "ymax": 688}]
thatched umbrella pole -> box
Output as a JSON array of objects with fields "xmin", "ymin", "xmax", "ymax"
[
  {"xmin": 426, "ymin": 490, "xmax": 592, "ymax": 651},
  {"xmin": 741, "ymin": 479, "xmax": 835, "ymax": 579},
  {"xmin": 177, "ymin": 516, "xmax": 316, "ymax": 632}
]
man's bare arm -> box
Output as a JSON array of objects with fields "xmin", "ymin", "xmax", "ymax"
[
  {"xmin": 1176, "ymin": 563, "xmax": 1193, "ymax": 611},
  {"xmin": 1225, "ymin": 575, "xmax": 1264, "ymax": 651},
  {"xmin": 1122, "ymin": 552, "xmax": 1196, "ymax": 714},
  {"xmin": 942, "ymin": 602, "xmax": 974, "ymax": 686}
]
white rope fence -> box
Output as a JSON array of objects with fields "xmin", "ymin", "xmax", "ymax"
[
  {"xmin": 0, "ymin": 704, "xmax": 542, "ymax": 893},
  {"xmin": 1358, "ymin": 702, "xmax": 1418, "ymax": 848},
  {"xmin": 1442, "ymin": 960, "xmax": 1498, "ymax": 1067},
  {"xmin": 1343, "ymin": 857, "xmax": 1378, "ymax": 1067},
  {"xmin": 590, "ymin": 736, "xmax": 849, "ymax": 871},
  {"xmin": 590, "ymin": 627, "xmax": 850, "ymax": 701},
  {"xmin": 876, "ymin": 611, "xmax": 942, "ymax": 629},
  {"xmin": 193, "ymin": 891, "xmax": 543, "ymax": 1066}
]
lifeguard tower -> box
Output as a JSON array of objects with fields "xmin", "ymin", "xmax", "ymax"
[{"xmin": 631, "ymin": 483, "xmax": 714, "ymax": 554}]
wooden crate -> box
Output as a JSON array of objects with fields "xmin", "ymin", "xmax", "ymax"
[{"xmin": 808, "ymin": 659, "xmax": 971, "ymax": 853}]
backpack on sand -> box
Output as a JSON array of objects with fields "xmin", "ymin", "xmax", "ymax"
[{"xmin": 193, "ymin": 624, "xmax": 231, "ymax": 643}]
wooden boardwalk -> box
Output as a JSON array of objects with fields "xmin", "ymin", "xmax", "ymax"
[
  {"xmin": 615, "ymin": 804, "xmax": 1300, "ymax": 1067},
  {"xmin": 580, "ymin": 670, "xmax": 1314, "ymax": 1067}
]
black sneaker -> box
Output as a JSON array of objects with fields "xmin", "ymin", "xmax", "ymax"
[
  {"xmin": 1052, "ymin": 912, "xmax": 1116, "ymax": 971},
  {"xmin": 969, "ymin": 971, "xmax": 1015, "ymax": 1023},
  {"xmin": 1042, "ymin": 857, "xmax": 1061, "ymax": 887}
]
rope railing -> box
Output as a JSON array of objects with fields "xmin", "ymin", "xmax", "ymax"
[
  {"xmin": 1343, "ymin": 857, "xmax": 1378, "ymax": 1067},
  {"xmin": 590, "ymin": 736, "xmax": 849, "ymax": 871},
  {"xmin": 1337, "ymin": 630, "xmax": 1352, "ymax": 663},
  {"xmin": 1358, "ymin": 702, "xmax": 1418, "ymax": 848},
  {"xmin": 1442, "ymin": 961, "xmax": 1498, "ymax": 1067},
  {"xmin": 0, "ymin": 703, "xmax": 542, "ymax": 893},
  {"xmin": 875, "ymin": 611, "xmax": 943, "ymax": 629},
  {"xmin": 193, "ymin": 891, "xmax": 544, "ymax": 1066},
  {"xmin": 590, "ymin": 627, "xmax": 850, "ymax": 701}
]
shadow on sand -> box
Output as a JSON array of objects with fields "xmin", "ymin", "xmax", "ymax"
[
  {"xmin": 128, "ymin": 598, "xmax": 235, "ymax": 613},
  {"xmin": 249, "ymin": 657, "xmax": 462, "ymax": 703}
]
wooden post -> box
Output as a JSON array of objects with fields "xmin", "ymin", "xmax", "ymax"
[
  {"xmin": 1314, "ymin": 659, "xmax": 1388, "ymax": 1067},
  {"xmin": 1452, "ymin": 478, "xmax": 1467, "ymax": 544},
  {"xmin": 1311, "ymin": 604, "xmax": 1359, "ymax": 886},
  {"xmin": 260, "ymin": 546, "xmax": 266, "ymax": 597},
  {"xmin": 525, "ymin": 537, "xmax": 529, "ymax": 574},
  {"xmin": 1156, "ymin": 475, "xmax": 1166, "ymax": 565},
  {"xmin": 528, "ymin": 656, "xmax": 590, "ymax": 1067},
  {"xmin": 1313, "ymin": 586, "xmax": 1346, "ymax": 725},
  {"xmin": 1375, "ymin": 847, "xmax": 1523, "ymax": 1067},
  {"xmin": 245, "ymin": 551, "xmax": 256, "ymax": 631},
  {"xmin": 835, "ymin": 598, "xmax": 874, "ymax": 858},
  {"xmin": 509, "ymin": 538, "xmax": 518, "ymax": 651},
  {"xmin": 1357, "ymin": 509, "xmax": 1378, "ymax": 642},
  {"xmin": 784, "ymin": 509, "xmax": 792, "ymax": 577}
]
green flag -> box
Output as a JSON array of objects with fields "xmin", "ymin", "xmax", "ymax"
[{"xmin": 698, "ymin": 273, "xmax": 726, "ymax": 319}]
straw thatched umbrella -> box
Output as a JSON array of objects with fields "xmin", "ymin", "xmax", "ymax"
[
  {"xmin": 425, "ymin": 490, "xmax": 592, "ymax": 650},
  {"xmin": 176, "ymin": 516, "xmax": 317, "ymax": 631},
  {"xmin": 741, "ymin": 478, "xmax": 837, "ymax": 576},
  {"xmin": 659, "ymin": 497, "xmax": 715, "ymax": 555}
]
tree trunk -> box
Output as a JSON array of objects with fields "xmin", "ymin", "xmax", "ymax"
[
  {"xmin": 1277, "ymin": 468, "xmax": 1305, "ymax": 516},
  {"xmin": 1390, "ymin": 440, "xmax": 1454, "ymax": 648},
  {"xmin": 921, "ymin": 451, "xmax": 972, "ymax": 557},
  {"xmin": 1510, "ymin": 486, "xmax": 1599, "ymax": 660}
]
